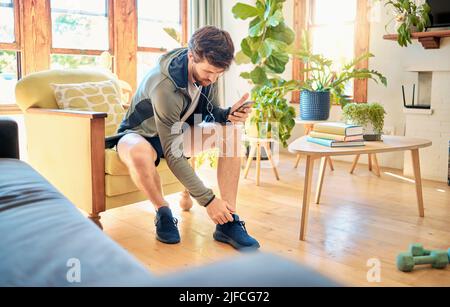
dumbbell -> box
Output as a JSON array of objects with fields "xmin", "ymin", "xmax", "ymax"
[
  {"xmin": 397, "ymin": 250, "xmax": 449, "ymax": 272},
  {"xmin": 408, "ymin": 243, "xmax": 432, "ymax": 256}
]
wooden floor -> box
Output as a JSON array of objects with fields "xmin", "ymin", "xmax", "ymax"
[{"xmin": 102, "ymin": 153, "xmax": 450, "ymax": 286}]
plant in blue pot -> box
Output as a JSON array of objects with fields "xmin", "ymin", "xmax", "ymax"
[{"xmin": 293, "ymin": 32, "xmax": 387, "ymax": 120}]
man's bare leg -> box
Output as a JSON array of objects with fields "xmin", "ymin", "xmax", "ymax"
[
  {"xmin": 217, "ymin": 124, "xmax": 242, "ymax": 212},
  {"xmin": 184, "ymin": 123, "xmax": 243, "ymax": 212},
  {"xmin": 117, "ymin": 133, "xmax": 168, "ymax": 210}
]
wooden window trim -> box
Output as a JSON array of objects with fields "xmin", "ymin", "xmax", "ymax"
[
  {"xmin": 0, "ymin": 0, "xmax": 22, "ymax": 113},
  {"xmin": 136, "ymin": 0, "xmax": 188, "ymax": 50},
  {"xmin": 291, "ymin": 0, "xmax": 370, "ymax": 104},
  {"xmin": 49, "ymin": 0, "xmax": 114, "ymax": 55}
]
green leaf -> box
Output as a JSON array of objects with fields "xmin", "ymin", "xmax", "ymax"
[
  {"xmin": 241, "ymin": 38, "xmax": 253, "ymax": 58},
  {"xmin": 249, "ymin": 19, "xmax": 265, "ymax": 37},
  {"xmin": 232, "ymin": 3, "xmax": 261, "ymax": 20},
  {"xmin": 267, "ymin": 10, "xmax": 283, "ymax": 27},
  {"xmin": 266, "ymin": 22, "xmax": 295, "ymax": 45},
  {"xmin": 265, "ymin": 51, "xmax": 289, "ymax": 73},
  {"xmin": 240, "ymin": 72, "xmax": 251, "ymax": 79},
  {"xmin": 250, "ymin": 66, "xmax": 268, "ymax": 85},
  {"xmin": 258, "ymin": 40, "xmax": 273, "ymax": 58},
  {"xmin": 235, "ymin": 50, "xmax": 251, "ymax": 65}
]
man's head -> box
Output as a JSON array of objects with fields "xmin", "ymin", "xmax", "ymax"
[{"xmin": 188, "ymin": 26, "xmax": 234, "ymax": 87}]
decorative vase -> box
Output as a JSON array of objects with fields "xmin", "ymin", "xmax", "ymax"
[{"xmin": 300, "ymin": 90, "xmax": 330, "ymax": 120}]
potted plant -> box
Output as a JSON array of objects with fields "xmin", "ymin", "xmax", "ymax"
[
  {"xmin": 383, "ymin": 0, "xmax": 431, "ymax": 47},
  {"xmin": 232, "ymin": 0, "xmax": 297, "ymax": 147},
  {"xmin": 293, "ymin": 32, "xmax": 387, "ymax": 120},
  {"xmin": 341, "ymin": 102, "xmax": 386, "ymax": 141}
]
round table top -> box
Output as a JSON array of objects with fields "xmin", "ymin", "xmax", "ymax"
[{"xmin": 288, "ymin": 135, "xmax": 432, "ymax": 156}]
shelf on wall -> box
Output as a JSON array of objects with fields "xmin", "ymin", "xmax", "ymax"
[
  {"xmin": 403, "ymin": 108, "xmax": 433, "ymax": 115},
  {"xmin": 383, "ymin": 30, "xmax": 450, "ymax": 49}
]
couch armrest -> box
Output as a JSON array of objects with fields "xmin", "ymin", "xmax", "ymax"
[
  {"xmin": 26, "ymin": 107, "xmax": 107, "ymax": 119},
  {"xmin": 23, "ymin": 108, "xmax": 106, "ymax": 215},
  {"xmin": 0, "ymin": 118, "xmax": 20, "ymax": 159}
]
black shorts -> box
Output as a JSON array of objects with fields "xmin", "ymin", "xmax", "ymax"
[{"xmin": 105, "ymin": 133, "xmax": 164, "ymax": 167}]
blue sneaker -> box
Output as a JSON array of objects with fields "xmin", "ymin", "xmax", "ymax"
[
  {"xmin": 154, "ymin": 206, "xmax": 180, "ymax": 244},
  {"xmin": 213, "ymin": 214, "xmax": 260, "ymax": 250}
]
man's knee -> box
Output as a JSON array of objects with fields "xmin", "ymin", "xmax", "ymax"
[
  {"xmin": 118, "ymin": 135, "xmax": 157, "ymax": 169},
  {"xmin": 128, "ymin": 144, "xmax": 157, "ymax": 169}
]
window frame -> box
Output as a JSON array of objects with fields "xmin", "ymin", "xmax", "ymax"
[
  {"xmin": 136, "ymin": 0, "xmax": 188, "ymax": 66},
  {"xmin": 0, "ymin": 0, "xmax": 22, "ymax": 111},
  {"xmin": 0, "ymin": 0, "xmax": 190, "ymax": 114},
  {"xmin": 49, "ymin": 0, "xmax": 114, "ymax": 58},
  {"xmin": 292, "ymin": 0, "xmax": 370, "ymax": 104}
]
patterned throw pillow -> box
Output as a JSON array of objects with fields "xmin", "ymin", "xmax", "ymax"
[{"xmin": 50, "ymin": 80, "xmax": 126, "ymax": 137}]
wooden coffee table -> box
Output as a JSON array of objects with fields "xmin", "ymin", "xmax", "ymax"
[{"xmin": 288, "ymin": 135, "xmax": 432, "ymax": 241}]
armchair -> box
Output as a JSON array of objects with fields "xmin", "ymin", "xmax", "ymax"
[{"xmin": 15, "ymin": 69, "xmax": 191, "ymax": 228}]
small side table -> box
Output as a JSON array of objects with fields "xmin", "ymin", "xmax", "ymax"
[
  {"xmin": 243, "ymin": 136, "xmax": 280, "ymax": 186},
  {"xmin": 294, "ymin": 118, "xmax": 334, "ymax": 171}
]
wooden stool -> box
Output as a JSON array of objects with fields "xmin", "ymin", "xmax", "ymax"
[
  {"xmin": 349, "ymin": 153, "xmax": 381, "ymax": 177},
  {"xmin": 243, "ymin": 137, "xmax": 279, "ymax": 186}
]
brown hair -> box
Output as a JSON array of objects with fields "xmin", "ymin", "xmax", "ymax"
[{"xmin": 188, "ymin": 26, "xmax": 234, "ymax": 70}]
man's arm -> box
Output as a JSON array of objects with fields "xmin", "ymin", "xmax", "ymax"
[{"xmin": 152, "ymin": 86, "xmax": 215, "ymax": 207}]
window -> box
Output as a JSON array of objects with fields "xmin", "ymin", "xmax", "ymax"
[
  {"xmin": 308, "ymin": 0, "xmax": 357, "ymax": 97},
  {"xmin": 50, "ymin": 0, "xmax": 111, "ymax": 70},
  {"xmin": 136, "ymin": 0, "xmax": 187, "ymax": 83},
  {"xmin": 0, "ymin": 0, "xmax": 20, "ymax": 105}
]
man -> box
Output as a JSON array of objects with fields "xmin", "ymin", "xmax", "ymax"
[{"xmin": 115, "ymin": 26, "xmax": 259, "ymax": 250}]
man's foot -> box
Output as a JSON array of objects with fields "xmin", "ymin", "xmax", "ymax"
[
  {"xmin": 213, "ymin": 214, "xmax": 260, "ymax": 251},
  {"xmin": 155, "ymin": 206, "xmax": 180, "ymax": 244}
]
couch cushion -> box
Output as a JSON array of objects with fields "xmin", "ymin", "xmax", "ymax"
[
  {"xmin": 50, "ymin": 80, "xmax": 126, "ymax": 137},
  {"xmin": 0, "ymin": 159, "xmax": 155, "ymax": 286},
  {"xmin": 105, "ymin": 164, "xmax": 180, "ymax": 197}
]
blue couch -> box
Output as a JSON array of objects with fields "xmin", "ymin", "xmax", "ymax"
[{"xmin": 0, "ymin": 118, "xmax": 339, "ymax": 287}]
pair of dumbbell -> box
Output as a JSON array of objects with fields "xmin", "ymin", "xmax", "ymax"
[{"xmin": 396, "ymin": 243, "xmax": 450, "ymax": 272}]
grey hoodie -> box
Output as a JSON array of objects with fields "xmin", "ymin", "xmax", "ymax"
[{"xmin": 118, "ymin": 48, "xmax": 231, "ymax": 206}]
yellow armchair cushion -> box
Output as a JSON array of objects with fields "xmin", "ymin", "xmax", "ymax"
[
  {"xmin": 15, "ymin": 69, "xmax": 122, "ymax": 112},
  {"xmin": 50, "ymin": 80, "xmax": 126, "ymax": 137},
  {"xmin": 105, "ymin": 163, "xmax": 181, "ymax": 197}
]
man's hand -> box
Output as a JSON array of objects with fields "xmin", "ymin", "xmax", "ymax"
[
  {"xmin": 206, "ymin": 197, "xmax": 234, "ymax": 225},
  {"xmin": 227, "ymin": 93, "xmax": 252, "ymax": 124}
]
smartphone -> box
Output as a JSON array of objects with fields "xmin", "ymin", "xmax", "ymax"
[{"xmin": 235, "ymin": 101, "xmax": 255, "ymax": 113}]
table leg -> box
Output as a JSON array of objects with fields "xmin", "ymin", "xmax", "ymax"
[
  {"xmin": 244, "ymin": 143, "xmax": 256, "ymax": 179},
  {"xmin": 315, "ymin": 157, "xmax": 327, "ymax": 205},
  {"xmin": 372, "ymin": 154, "xmax": 381, "ymax": 177},
  {"xmin": 411, "ymin": 149, "xmax": 425, "ymax": 217},
  {"xmin": 256, "ymin": 142, "xmax": 261, "ymax": 186},
  {"xmin": 263, "ymin": 142, "xmax": 280, "ymax": 180},
  {"xmin": 368, "ymin": 154, "xmax": 373, "ymax": 171},
  {"xmin": 300, "ymin": 155, "xmax": 315, "ymax": 241},
  {"xmin": 350, "ymin": 154, "xmax": 360, "ymax": 174},
  {"xmin": 326, "ymin": 157, "xmax": 334, "ymax": 171},
  {"xmin": 294, "ymin": 154, "xmax": 301, "ymax": 168}
]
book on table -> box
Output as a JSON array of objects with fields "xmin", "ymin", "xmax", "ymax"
[
  {"xmin": 312, "ymin": 122, "xmax": 363, "ymax": 136},
  {"xmin": 309, "ymin": 131, "xmax": 363, "ymax": 142},
  {"xmin": 306, "ymin": 136, "xmax": 365, "ymax": 147}
]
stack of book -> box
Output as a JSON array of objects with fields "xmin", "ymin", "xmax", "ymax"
[{"xmin": 307, "ymin": 122, "xmax": 364, "ymax": 147}]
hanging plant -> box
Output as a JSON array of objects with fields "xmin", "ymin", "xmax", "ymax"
[{"xmin": 383, "ymin": 0, "xmax": 431, "ymax": 47}]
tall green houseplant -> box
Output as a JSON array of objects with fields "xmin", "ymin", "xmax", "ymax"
[{"xmin": 232, "ymin": 0, "xmax": 297, "ymax": 147}]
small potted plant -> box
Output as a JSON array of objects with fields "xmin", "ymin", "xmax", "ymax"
[
  {"xmin": 384, "ymin": 0, "xmax": 431, "ymax": 47},
  {"xmin": 341, "ymin": 102, "xmax": 386, "ymax": 141},
  {"xmin": 294, "ymin": 32, "xmax": 387, "ymax": 120}
]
